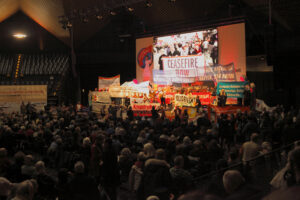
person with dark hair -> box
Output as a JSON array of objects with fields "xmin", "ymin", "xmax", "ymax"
[
  {"xmin": 196, "ymin": 96, "xmax": 202, "ymax": 113},
  {"xmin": 243, "ymin": 85, "xmax": 251, "ymax": 107},
  {"xmin": 68, "ymin": 161, "xmax": 99, "ymax": 200},
  {"xmin": 102, "ymin": 138, "xmax": 120, "ymax": 200},
  {"xmin": 218, "ymin": 89, "xmax": 227, "ymax": 107},
  {"xmin": 34, "ymin": 161, "xmax": 56, "ymax": 200},
  {"xmin": 90, "ymin": 134, "xmax": 104, "ymax": 184},
  {"xmin": 170, "ymin": 156, "xmax": 193, "ymax": 198},
  {"xmin": 127, "ymin": 106, "xmax": 134, "ymax": 121},
  {"xmin": 140, "ymin": 149, "xmax": 172, "ymax": 200}
]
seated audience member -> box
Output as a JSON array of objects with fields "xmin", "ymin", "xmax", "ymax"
[{"xmin": 68, "ymin": 161, "xmax": 99, "ymax": 200}]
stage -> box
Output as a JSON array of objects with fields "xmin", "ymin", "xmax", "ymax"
[{"xmin": 208, "ymin": 105, "xmax": 250, "ymax": 122}]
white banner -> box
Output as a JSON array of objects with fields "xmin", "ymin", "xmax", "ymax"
[
  {"xmin": 174, "ymin": 94, "xmax": 197, "ymax": 107},
  {"xmin": 92, "ymin": 91, "xmax": 111, "ymax": 104},
  {"xmin": 256, "ymin": 99, "xmax": 276, "ymax": 112},
  {"xmin": 0, "ymin": 85, "xmax": 47, "ymax": 113},
  {"xmin": 98, "ymin": 75, "xmax": 120, "ymax": 89},
  {"xmin": 162, "ymin": 55, "xmax": 205, "ymax": 77}
]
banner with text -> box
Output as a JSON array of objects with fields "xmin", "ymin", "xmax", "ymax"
[
  {"xmin": 0, "ymin": 85, "xmax": 47, "ymax": 113},
  {"xmin": 174, "ymin": 94, "xmax": 197, "ymax": 107},
  {"xmin": 153, "ymin": 63, "xmax": 236, "ymax": 85},
  {"xmin": 92, "ymin": 91, "xmax": 111, "ymax": 104},
  {"xmin": 98, "ymin": 75, "xmax": 120, "ymax": 89},
  {"xmin": 216, "ymin": 81, "xmax": 247, "ymax": 98}
]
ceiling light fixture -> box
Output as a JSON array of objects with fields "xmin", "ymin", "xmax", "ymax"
[
  {"xmin": 127, "ymin": 7, "xmax": 134, "ymax": 12},
  {"xmin": 110, "ymin": 10, "xmax": 117, "ymax": 16},
  {"xmin": 96, "ymin": 15, "xmax": 104, "ymax": 20},
  {"xmin": 13, "ymin": 33, "xmax": 27, "ymax": 39},
  {"xmin": 146, "ymin": 1, "xmax": 153, "ymax": 7}
]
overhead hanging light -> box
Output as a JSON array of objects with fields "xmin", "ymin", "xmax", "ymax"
[
  {"xmin": 146, "ymin": 1, "xmax": 153, "ymax": 7},
  {"xmin": 13, "ymin": 33, "xmax": 27, "ymax": 39},
  {"xmin": 96, "ymin": 15, "xmax": 103, "ymax": 20},
  {"xmin": 110, "ymin": 10, "xmax": 117, "ymax": 16},
  {"xmin": 127, "ymin": 7, "xmax": 134, "ymax": 12}
]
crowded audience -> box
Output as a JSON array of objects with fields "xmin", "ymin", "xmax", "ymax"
[{"xmin": 0, "ymin": 102, "xmax": 300, "ymax": 200}]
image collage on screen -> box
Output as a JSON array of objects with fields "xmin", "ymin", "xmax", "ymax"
[{"xmin": 152, "ymin": 29, "xmax": 218, "ymax": 85}]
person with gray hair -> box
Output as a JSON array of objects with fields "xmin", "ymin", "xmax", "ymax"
[
  {"xmin": 223, "ymin": 170, "xmax": 265, "ymax": 200},
  {"xmin": 68, "ymin": 161, "xmax": 99, "ymax": 200}
]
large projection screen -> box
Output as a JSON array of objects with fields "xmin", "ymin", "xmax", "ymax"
[{"xmin": 136, "ymin": 22, "xmax": 246, "ymax": 84}]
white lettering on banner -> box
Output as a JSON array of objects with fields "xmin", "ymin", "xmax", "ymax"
[{"xmin": 162, "ymin": 55, "xmax": 205, "ymax": 77}]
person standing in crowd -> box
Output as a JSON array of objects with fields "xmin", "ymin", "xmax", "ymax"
[
  {"xmin": 140, "ymin": 149, "xmax": 172, "ymax": 200},
  {"xmin": 20, "ymin": 102, "xmax": 26, "ymax": 114},
  {"xmin": 241, "ymin": 133, "xmax": 261, "ymax": 163},
  {"xmin": 68, "ymin": 161, "xmax": 99, "ymax": 200},
  {"xmin": 243, "ymin": 84, "xmax": 251, "ymax": 107},
  {"xmin": 218, "ymin": 89, "xmax": 227, "ymax": 107},
  {"xmin": 127, "ymin": 106, "xmax": 134, "ymax": 121},
  {"xmin": 159, "ymin": 91, "xmax": 166, "ymax": 108},
  {"xmin": 102, "ymin": 138, "xmax": 120, "ymax": 200},
  {"xmin": 196, "ymin": 95, "xmax": 202, "ymax": 113},
  {"xmin": 250, "ymin": 82, "xmax": 256, "ymax": 110}
]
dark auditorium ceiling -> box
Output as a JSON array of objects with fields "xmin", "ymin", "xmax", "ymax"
[{"xmin": 0, "ymin": 0, "xmax": 300, "ymax": 48}]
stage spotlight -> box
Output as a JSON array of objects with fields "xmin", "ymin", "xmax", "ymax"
[
  {"xmin": 110, "ymin": 10, "xmax": 117, "ymax": 16},
  {"xmin": 146, "ymin": 1, "xmax": 152, "ymax": 7},
  {"xmin": 13, "ymin": 33, "xmax": 27, "ymax": 39}
]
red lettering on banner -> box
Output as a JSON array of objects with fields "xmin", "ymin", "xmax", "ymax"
[
  {"xmin": 190, "ymin": 58, "xmax": 194, "ymax": 68},
  {"xmin": 194, "ymin": 58, "xmax": 198, "ymax": 68}
]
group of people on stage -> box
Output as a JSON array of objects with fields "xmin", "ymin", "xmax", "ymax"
[{"xmin": 217, "ymin": 82, "xmax": 256, "ymax": 108}]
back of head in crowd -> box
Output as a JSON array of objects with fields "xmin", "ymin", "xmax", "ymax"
[
  {"xmin": 174, "ymin": 155, "xmax": 184, "ymax": 168},
  {"xmin": 178, "ymin": 190, "xmax": 221, "ymax": 200},
  {"xmin": 74, "ymin": 161, "xmax": 85, "ymax": 174},
  {"xmin": 250, "ymin": 133, "xmax": 259, "ymax": 143},
  {"xmin": 155, "ymin": 149, "xmax": 166, "ymax": 160},
  {"xmin": 223, "ymin": 170, "xmax": 245, "ymax": 194}
]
